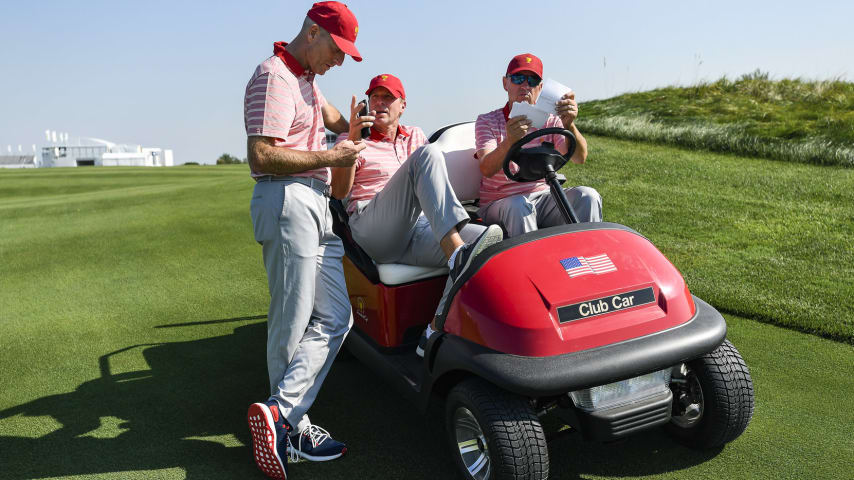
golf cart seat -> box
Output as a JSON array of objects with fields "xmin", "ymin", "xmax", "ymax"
[
  {"xmin": 329, "ymin": 122, "xmax": 485, "ymax": 286},
  {"xmin": 428, "ymin": 122, "xmax": 482, "ymax": 203},
  {"xmin": 375, "ymin": 263, "xmax": 447, "ymax": 285}
]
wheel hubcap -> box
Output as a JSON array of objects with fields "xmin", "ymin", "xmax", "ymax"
[
  {"xmin": 671, "ymin": 364, "xmax": 704, "ymax": 428},
  {"xmin": 453, "ymin": 407, "xmax": 491, "ymax": 480}
]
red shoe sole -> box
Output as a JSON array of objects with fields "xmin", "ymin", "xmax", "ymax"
[{"xmin": 247, "ymin": 403, "xmax": 287, "ymax": 479}]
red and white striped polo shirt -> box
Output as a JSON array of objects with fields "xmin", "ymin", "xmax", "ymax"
[
  {"xmin": 335, "ymin": 125, "xmax": 427, "ymax": 214},
  {"xmin": 475, "ymin": 104, "xmax": 567, "ymax": 205},
  {"xmin": 244, "ymin": 42, "xmax": 329, "ymax": 182}
]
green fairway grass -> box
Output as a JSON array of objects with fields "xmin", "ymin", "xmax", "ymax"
[
  {"xmin": 0, "ymin": 138, "xmax": 852, "ymax": 479},
  {"xmin": 578, "ymin": 72, "xmax": 854, "ymax": 167}
]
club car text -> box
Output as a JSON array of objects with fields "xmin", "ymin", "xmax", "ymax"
[{"xmin": 558, "ymin": 287, "xmax": 656, "ymax": 323}]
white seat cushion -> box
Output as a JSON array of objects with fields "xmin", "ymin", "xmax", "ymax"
[
  {"xmin": 429, "ymin": 122, "xmax": 482, "ymax": 202},
  {"xmin": 376, "ymin": 263, "xmax": 448, "ymax": 285}
]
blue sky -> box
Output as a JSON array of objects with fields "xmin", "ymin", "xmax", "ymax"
[{"xmin": 1, "ymin": 0, "xmax": 852, "ymax": 164}]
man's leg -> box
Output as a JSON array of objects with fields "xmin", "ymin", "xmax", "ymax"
[
  {"xmin": 279, "ymin": 204, "xmax": 352, "ymax": 461},
  {"xmin": 478, "ymin": 193, "xmax": 539, "ymax": 237},
  {"xmin": 349, "ymin": 143, "xmax": 470, "ymax": 263},
  {"xmin": 430, "ymin": 222, "xmax": 486, "ymax": 314},
  {"xmin": 258, "ymin": 184, "xmax": 327, "ymax": 419},
  {"xmin": 400, "ymin": 219, "xmax": 488, "ymax": 356},
  {"xmin": 249, "ymin": 180, "xmax": 323, "ymax": 476},
  {"xmin": 405, "ymin": 144, "xmax": 472, "ymax": 247},
  {"xmin": 250, "ymin": 182, "xmax": 320, "ymax": 400},
  {"xmin": 273, "ymin": 202, "xmax": 352, "ymax": 415},
  {"xmin": 397, "ymin": 217, "xmax": 487, "ymax": 303},
  {"xmin": 534, "ymin": 186, "xmax": 603, "ymax": 226}
]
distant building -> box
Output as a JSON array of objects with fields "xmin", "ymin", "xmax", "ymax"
[
  {"xmin": 0, "ymin": 155, "xmax": 38, "ymax": 169},
  {"xmin": 40, "ymin": 138, "xmax": 174, "ymax": 167}
]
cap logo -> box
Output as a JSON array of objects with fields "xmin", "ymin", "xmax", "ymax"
[
  {"xmin": 381, "ymin": 75, "xmax": 388, "ymax": 81},
  {"xmin": 355, "ymin": 26, "xmax": 359, "ymax": 35},
  {"xmin": 525, "ymin": 57, "xmax": 532, "ymax": 63}
]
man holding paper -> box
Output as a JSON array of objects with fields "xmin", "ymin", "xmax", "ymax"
[{"xmin": 475, "ymin": 53, "xmax": 602, "ymax": 236}]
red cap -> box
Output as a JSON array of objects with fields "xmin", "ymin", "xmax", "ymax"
[
  {"xmin": 307, "ymin": 2, "xmax": 362, "ymax": 62},
  {"xmin": 365, "ymin": 73, "xmax": 405, "ymax": 99},
  {"xmin": 506, "ymin": 53, "xmax": 543, "ymax": 78}
]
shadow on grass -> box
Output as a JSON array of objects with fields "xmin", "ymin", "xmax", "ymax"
[{"xmin": 0, "ymin": 319, "xmax": 720, "ymax": 480}]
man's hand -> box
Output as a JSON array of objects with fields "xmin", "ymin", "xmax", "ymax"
[
  {"xmin": 556, "ymin": 92, "xmax": 579, "ymax": 127},
  {"xmin": 329, "ymin": 139, "xmax": 365, "ymax": 167},
  {"xmin": 506, "ymin": 115, "xmax": 533, "ymax": 143},
  {"xmin": 348, "ymin": 95, "xmax": 375, "ymax": 141}
]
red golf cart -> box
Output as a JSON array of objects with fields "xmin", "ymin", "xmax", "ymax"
[{"xmin": 329, "ymin": 123, "xmax": 754, "ymax": 480}]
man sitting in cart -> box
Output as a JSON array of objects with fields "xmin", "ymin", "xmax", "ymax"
[
  {"xmin": 475, "ymin": 53, "xmax": 603, "ymax": 236},
  {"xmin": 332, "ymin": 73, "xmax": 503, "ymax": 357}
]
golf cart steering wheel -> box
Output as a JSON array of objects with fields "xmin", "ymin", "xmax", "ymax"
[
  {"xmin": 502, "ymin": 127, "xmax": 577, "ymax": 182},
  {"xmin": 502, "ymin": 127, "xmax": 581, "ymax": 224}
]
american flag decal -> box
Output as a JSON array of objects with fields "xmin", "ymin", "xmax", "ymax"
[{"xmin": 560, "ymin": 254, "xmax": 617, "ymax": 278}]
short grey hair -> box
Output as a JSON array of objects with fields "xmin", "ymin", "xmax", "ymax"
[{"xmin": 300, "ymin": 16, "xmax": 330, "ymax": 38}]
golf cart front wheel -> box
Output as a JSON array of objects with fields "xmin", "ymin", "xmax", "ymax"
[
  {"xmin": 665, "ymin": 339, "xmax": 755, "ymax": 448},
  {"xmin": 445, "ymin": 378, "xmax": 548, "ymax": 480}
]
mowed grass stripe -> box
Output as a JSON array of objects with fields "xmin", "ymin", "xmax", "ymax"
[
  {"xmin": 1, "ymin": 166, "xmax": 267, "ymax": 397},
  {"xmin": 565, "ymin": 135, "xmax": 854, "ymax": 342}
]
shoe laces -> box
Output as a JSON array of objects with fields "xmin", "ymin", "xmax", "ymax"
[
  {"xmin": 288, "ymin": 437, "xmax": 301, "ymax": 463},
  {"xmin": 289, "ymin": 424, "xmax": 331, "ymax": 462}
]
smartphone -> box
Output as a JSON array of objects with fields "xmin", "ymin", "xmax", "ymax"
[{"xmin": 358, "ymin": 99, "xmax": 370, "ymax": 139}]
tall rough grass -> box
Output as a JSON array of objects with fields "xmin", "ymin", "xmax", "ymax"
[
  {"xmin": 578, "ymin": 71, "xmax": 854, "ymax": 166},
  {"xmin": 580, "ymin": 114, "xmax": 854, "ymax": 166}
]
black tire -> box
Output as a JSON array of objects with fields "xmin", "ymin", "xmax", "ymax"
[
  {"xmin": 445, "ymin": 378, "xmax": 548, "ymax": 480},
  {"xmin": 666, "ymin": 339, "xmax": 755, "ymax": 448}
]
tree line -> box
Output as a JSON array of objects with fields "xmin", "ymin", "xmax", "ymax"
[{"xmin": 216, "ymin": 153, "xmax": 248, "ymax": 165}]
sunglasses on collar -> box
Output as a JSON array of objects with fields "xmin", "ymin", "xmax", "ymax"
[{"xmin": 507, "ymin": 73, "xmax": 542, "ymax": 87}]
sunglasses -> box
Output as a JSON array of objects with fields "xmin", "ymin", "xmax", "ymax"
[{"xmin": 507, "ymin": 73, "xmax": 542, "ymax": 87}]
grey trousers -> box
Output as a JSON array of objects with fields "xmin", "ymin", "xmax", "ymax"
[
  {"xmin": 250, "ymin": 178, "xmax": 353, "ymax": 432},
  {"xmin": 349, "ymin": 143, "xmax": 485, "ymax": 314},
  {"xmin": 479, "ymin": 186, "xmax": 602, "ymax": 237}
]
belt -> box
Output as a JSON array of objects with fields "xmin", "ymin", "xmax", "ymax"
[{"xmin": 257, "ymin": 175, "xmax": 330, "ymax": 197}]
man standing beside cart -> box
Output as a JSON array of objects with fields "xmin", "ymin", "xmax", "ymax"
[
  {"xmin": 332, "ymin": 73, "xmax": 502, "ymax": 356},
  {"xmin": 475, "ymin": 53, "xmax": 603, "ymax": 236},
  {"xmin": 244, "ymin": 2, "xmax": 365, "ymax": 478}
]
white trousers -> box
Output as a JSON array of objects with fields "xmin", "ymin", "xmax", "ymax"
[
  {"xmin": 479, "ymin": 186, "xmax": 602, "ymax": 237},
  {"xmin": 250, "ymin": 178, "xmax": 353, "ymax": 431}
]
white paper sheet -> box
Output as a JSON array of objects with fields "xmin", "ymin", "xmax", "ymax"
[
  {"xmin": 507, "ymin": 78, "xmax": 572, "ymax": 128},
  {"xmin": 509, "ymin": 101, "xmax": 549, "ymax": 128},
  {"xmin": 538, "ymin": 79, "xmax": 573, "ymax": 114}
]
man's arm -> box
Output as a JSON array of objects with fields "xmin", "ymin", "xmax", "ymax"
[
  {"xmin": 563, "ymin": 122, "xmax": 588, "ymax": 164},
  {"xmin": 247, "ymin": 136, "xmax": 362, "ymax": 176},
  {"xmin": 477, "ymin": 116, "xmax": 532, "ymax": 177},
  {"xmin": 322, "ymin": 103, "xmax": 350, "ymax": 135},
  {"xmin": 330, "ymin": 161, "xmax": 356, "ymax": 199},
  {"xmin": 555, "ymin": 92, "xmax": 588, "ymax": 164},
  {"xmin": 330, "ymin": 96, "xmax": 375, "ymax": 199}
]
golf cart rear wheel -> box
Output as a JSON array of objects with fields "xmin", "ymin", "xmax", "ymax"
[
  {"xmin": 666, "ymin": 339, "xmax": 754, "ymax": 448},
  {"xmin": 445, "ymin": 378, "xmax": 548, "ymax": 480}
]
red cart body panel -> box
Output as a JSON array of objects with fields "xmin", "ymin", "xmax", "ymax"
[
  {"xmin": 443, "ymin": 228, "xmax": 696, "ymax": 357},
  {"xmin": 343, "ymin": 257, "xmax": 446, "ymax": 348}
]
